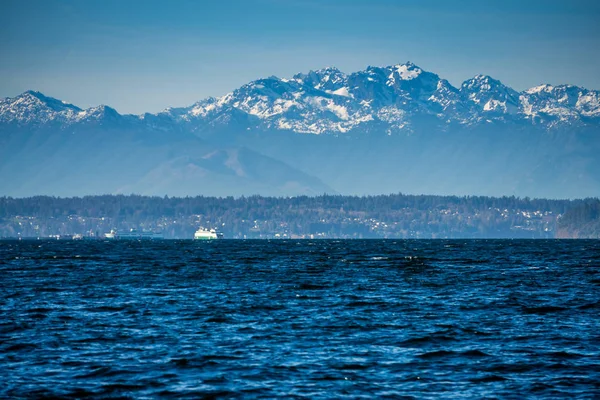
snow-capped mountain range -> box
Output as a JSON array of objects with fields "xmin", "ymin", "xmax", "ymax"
[
  {"xmin": 1, "ymin": 62, "xmax": 599, "ymax": 199},
  {"xmin": 2, "ymin": 62, "xmax": 599, "ymax": 133}
]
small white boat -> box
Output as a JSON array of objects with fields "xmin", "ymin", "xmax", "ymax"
[{"xmin": 194, "ymin": 228, "xmax": 223, "ymax": 240}]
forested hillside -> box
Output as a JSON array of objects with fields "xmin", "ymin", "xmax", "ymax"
[
  {"xmin": 558, "ymin": 200, "xmax": 600, "ymax": 238},
  {"xmin": 1, "ymin": 194, "xmax": 594, "ymax": 239}
]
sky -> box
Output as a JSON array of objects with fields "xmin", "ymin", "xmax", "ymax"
[{"xmin": 1, "ymin": 0, "xmax": 599, "ymax": 114}]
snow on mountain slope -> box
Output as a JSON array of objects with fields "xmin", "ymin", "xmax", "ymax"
[
  {"xmin": 1, "ymin": 62, "xmax": 599, "ymax": 199},
  {"xmin": 0, "ymin": 91, "xmax": 140, "ymax": 128},
  {"xmin": 292, "ymin": 66, "xmax": 347, "ymax": 91},
  {"xmin": 157, "ymin": 62, "xmax": 599, "ymax": 135},
  {"xmin": 460, "ymin": 75, "xmax": 520, "ymax": 116},
  {"xmin": 0, "ymin": 91, "xmax": 82, "ymax": 125},
  {"xmin": 1, "ymin": 62, "xmax": 599, "ymax": 135},
  {"xmin": 520, "ymin": 84, "xmax": 600, "ymax": 126}
]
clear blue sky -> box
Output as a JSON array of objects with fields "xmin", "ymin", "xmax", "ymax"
[{"xmin": 1, "ymin": 0, "xmax": 599, "ymax": 114}]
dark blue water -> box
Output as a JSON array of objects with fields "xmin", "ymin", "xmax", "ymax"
[{"xmin": 1, "ymin": 240, "xmax": 599, "ymax": 398}]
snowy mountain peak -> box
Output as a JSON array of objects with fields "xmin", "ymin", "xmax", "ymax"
[
  {"xmin": 14, "ymin": 90, "xmax": 81, "ymax": 113},
  {"xmin": 146, "ymin": 63, "xmax": 600, "ymax": 133},
  {"xmin": 80, "ymin": 105, "xmax": 119, "ymax": 118},
  {"xmin": 463, "ymin": 75, "xmax": 502, "ymax": 89},
  {"xmin": 21, "ymin": 90, "xmax": 48, "ymax": 101},
  {"xmin": 0, "ymin": 90, "xmax": 130, "ymax": 127},
  {"xmin": 525, "ymin": 84, "xmax": 554, "ymax": 94},
  {"xmin": 293, "ymin": 67, "xmax": 347, "ymax": 91},
  {"xmin": 389, "ymin": 62, "xmax": 423, "ymax": 81},
  {"xmin": 460, "ymin": 75, "xmax": 520, "ymax": 115},
  {"xmin": 520, "ymin": 83, "xmax": 600, "ymax": 121},
  {"xmin": 2, "ymin": 63, "xmax": 599, "ymax": 134},
  {"xmin": 461, "ymin": 75, "xmax": 518, "ymax": 95},
  {"xmin": 0, "ymin": 90, "xmax": 82, "ymax": 125},
  {"xmin": 314, "ymin": 66, "xmax": 344, "ymax": 76}
]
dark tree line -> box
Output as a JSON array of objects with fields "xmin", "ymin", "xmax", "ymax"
[
  {"xmin": 0, "ymin": 194, "xmax": 580, "ymax": 218},
  {"xmin": 0, "ymin": 194, "xmax": 597, "ymax": 239},
  {"xmin": 558, "ymin": 199, "xmax": 600, "ymax": 238}
]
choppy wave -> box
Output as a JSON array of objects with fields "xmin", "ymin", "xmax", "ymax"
[{"xmin": 1, "ymin": 239, "xmax": 599, "ymax": 398}]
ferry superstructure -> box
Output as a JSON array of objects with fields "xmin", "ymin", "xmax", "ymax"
[{"xmin": 194, "ymin": 228, "xmax": 223, "ymax": 240}]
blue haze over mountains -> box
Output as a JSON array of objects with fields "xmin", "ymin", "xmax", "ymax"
[{"xmin": 1, "ymin": 62, "xmax": 599, "ymax": 199}]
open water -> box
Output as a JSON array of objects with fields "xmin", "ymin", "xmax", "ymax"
[{"xmin": 1, "ymin": 239, "xmax": 599, "ymax": 399}]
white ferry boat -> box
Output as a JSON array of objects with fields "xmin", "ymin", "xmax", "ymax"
[
  {"xmin": 104, "ymin": 229, "xmax": 164, "ymax": 240},
  {"xmin": 194, "ymin": 228, "xmax": 223, "ymax": 240}
]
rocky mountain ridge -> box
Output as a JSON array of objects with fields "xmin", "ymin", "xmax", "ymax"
[
  {"xmin": 1, "ymin": 62, "xmax": 599, "ymax": 199},
  {"xmin": 2, "ymin": 63, "xmax": 599, "ymax": 134}
]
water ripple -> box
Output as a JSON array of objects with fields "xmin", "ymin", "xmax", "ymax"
[{"xmin": 1, "ymin": 239, "xmax": 599, "ymax": 398}]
